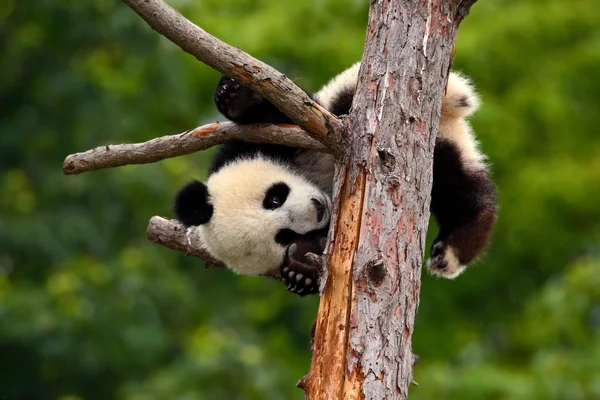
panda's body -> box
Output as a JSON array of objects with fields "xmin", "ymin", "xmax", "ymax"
[{"xmin": 174, "ymin": 63, "xmax": 497, "ymax": 294}]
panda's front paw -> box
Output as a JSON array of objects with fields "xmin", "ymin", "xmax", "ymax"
[
  {"xmin": 426, "ymin": 240, "xmax": 467, "ymax": 279},
  {"xmin": 214, "ymin": 77, "xmax": 241, "ymax": 117},
  {"xmin": 214, "ymin": 76, "xmax": 264, "ymax": 122},
  {"xmin": 281, "ymin": 240, "xmax": 325, "ymax": 296}
]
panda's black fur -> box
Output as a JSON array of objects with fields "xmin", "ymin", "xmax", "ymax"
[{"xmin": 174, "ymin": 63, "xmax": 497, "ymax": 296}]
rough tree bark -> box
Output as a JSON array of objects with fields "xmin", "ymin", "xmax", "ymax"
[
  {"xmin": 302, "ymin": 1, "xmax": 478, "ymax": 399},
  {"xmin": 121, "ymin": 0, "xmax": 345, "ymax": 154},
  {"xmin": 64, "ymin": 0, "xmax": 479, "ymax": 398},
  {"xmin": 63, "ymin": 122, "xmax": 326, "ymax": 175}
]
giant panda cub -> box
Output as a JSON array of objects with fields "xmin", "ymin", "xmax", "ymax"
[{"xmin": 174, "ymin": 63, "xmax": 497, "ymax": 296}]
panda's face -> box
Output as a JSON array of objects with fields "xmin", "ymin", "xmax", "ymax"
[{"xmin": 174, "ymin": 157, "xmax": 331, "ymax": 275}]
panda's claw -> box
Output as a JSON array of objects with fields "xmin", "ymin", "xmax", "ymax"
[
  {"xmin": 280, "ymin": 232, "xmax": 327, "ymax": 296},
  {"xmin": 214, "ymin": 76, "xmax": 264, "ymax": 122},
  {"xmin": 280, "ymin": 238, "xmax": 323, "ymax": 297},
  {"xmin": 285, "ymin": 267, "xmax": 319, "ymax": 296},
  {"xmin": 214, "ymin": 77, "xmax": 241, "ymax": 116},
  {"xmin": 426, "ymin": 240, "xmax": 467, "ymax": 279}
]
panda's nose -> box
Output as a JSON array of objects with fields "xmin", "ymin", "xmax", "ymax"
[{"xmin": 311, "ymin": 198, "xmax": 326, "ymax": 222}]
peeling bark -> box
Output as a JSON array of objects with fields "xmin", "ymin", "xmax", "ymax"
[
  {"xmin": 304, "ymin": 0, "xmax": 478, "ymax": 399},
  {"xmin": 304, "ymin": 165, "xmax": 367, "ymax": 399}
]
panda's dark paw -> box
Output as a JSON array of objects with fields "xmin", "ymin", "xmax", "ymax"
[
  {"xmin": 426, "ymin": 240, "xmax": 466, "ymax": 279},
  {"xmin": 281, "ymin": 238, "xmax": 326, "ymax": 296},
  {"xmin": 214, "ymin": 77, "xmax": 240, "ymax": 116},
  {"xmin": 214, "ymin": 76, "xmax": 262, "ymax": 122}
]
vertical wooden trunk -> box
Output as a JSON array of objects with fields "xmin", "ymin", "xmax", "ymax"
[{"xmin": 304, "ymin": 0, "xmax": 476, "ymax": 399}]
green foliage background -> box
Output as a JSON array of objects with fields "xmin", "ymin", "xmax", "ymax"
[{"xmin": 1, "ymin": 0, "xmax": 599, "ymax": 398}]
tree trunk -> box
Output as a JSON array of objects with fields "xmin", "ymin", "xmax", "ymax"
[
  {"xmin": 303, "ymin": 1, "xmax": 477, "ymax": 398},
  {"xmin": 81, "ymin": 0, "xmax": 478, "ymax": 397}
]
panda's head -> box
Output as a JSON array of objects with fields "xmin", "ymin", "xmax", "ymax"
[{"xmin": 173, "ymin": 157, "xmax": 331, "ymax": 275}]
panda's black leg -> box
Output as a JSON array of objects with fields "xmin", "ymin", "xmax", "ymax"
[
  {"xmin": 428, "ymin": 138, "xmax": 497, "ymax": 278},
  {"xmin": 214, "ymin": 77, "xmax": 295, "ymax": 124},
  {"xmin": 281, "ymin": 236, "xmax": 327, "ymax": 296}
]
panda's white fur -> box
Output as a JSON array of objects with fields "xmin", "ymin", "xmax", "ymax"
[
  {"xmin": 316, "ymin": 63, "xmax": 484, "ymax": 170},
  {"xmin": 314, "ymin": 65, "xmax": 487, "ymax": 279},
  {"xmin": 176, "ymin": 63, "xmax": 494, "ymax": 280},
  {"xmin": 196, "ymin": 157, "xmax": 331, "ymax": 275},
  {"xmin": 428, "ymin": 247, "xmax": 464, "ymax": 279},
  {"xmin": 440, "ymin": 72, "xmax": 485, "ymax": 169},
  {"xmin": 315, "ymin": 62, "xmax": 362, "ymax": 110}
]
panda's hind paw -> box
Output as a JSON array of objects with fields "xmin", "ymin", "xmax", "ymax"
[
  {"xmin": 281, "ymin": 243, "xmax": 323, "ymax": 297},
  {"xmin": 426, "ymin": 240, "xmax": 467, "ymax": 279}
]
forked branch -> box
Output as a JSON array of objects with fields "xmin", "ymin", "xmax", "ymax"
[{"xmin": 121, "ymin": 0, "xmax": 345, "ymax": 153}]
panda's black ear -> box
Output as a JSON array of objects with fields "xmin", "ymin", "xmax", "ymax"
[{"xmin": 173, "ymin": 180, "xmax": 213, "ymax": 226}]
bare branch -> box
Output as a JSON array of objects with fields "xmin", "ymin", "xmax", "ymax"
[
  {"xmin": 146, "ymin": 216, "xmax": 280, "ymax": 277},
  {"xmin": 121, "ymin": 0, "xmax": 345, "ymax": 153},
  {"xmin": 63, "ymin": 122, "xmax": 326, "ymax": 175},
  {"xmin": 147, "ymin": 216, "xmax": 223, "ymax": 267}
]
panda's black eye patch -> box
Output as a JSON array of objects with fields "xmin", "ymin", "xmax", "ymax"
[{"xmin": 263, "ymin": 182, "xmax": 290, "ymax": 210}]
